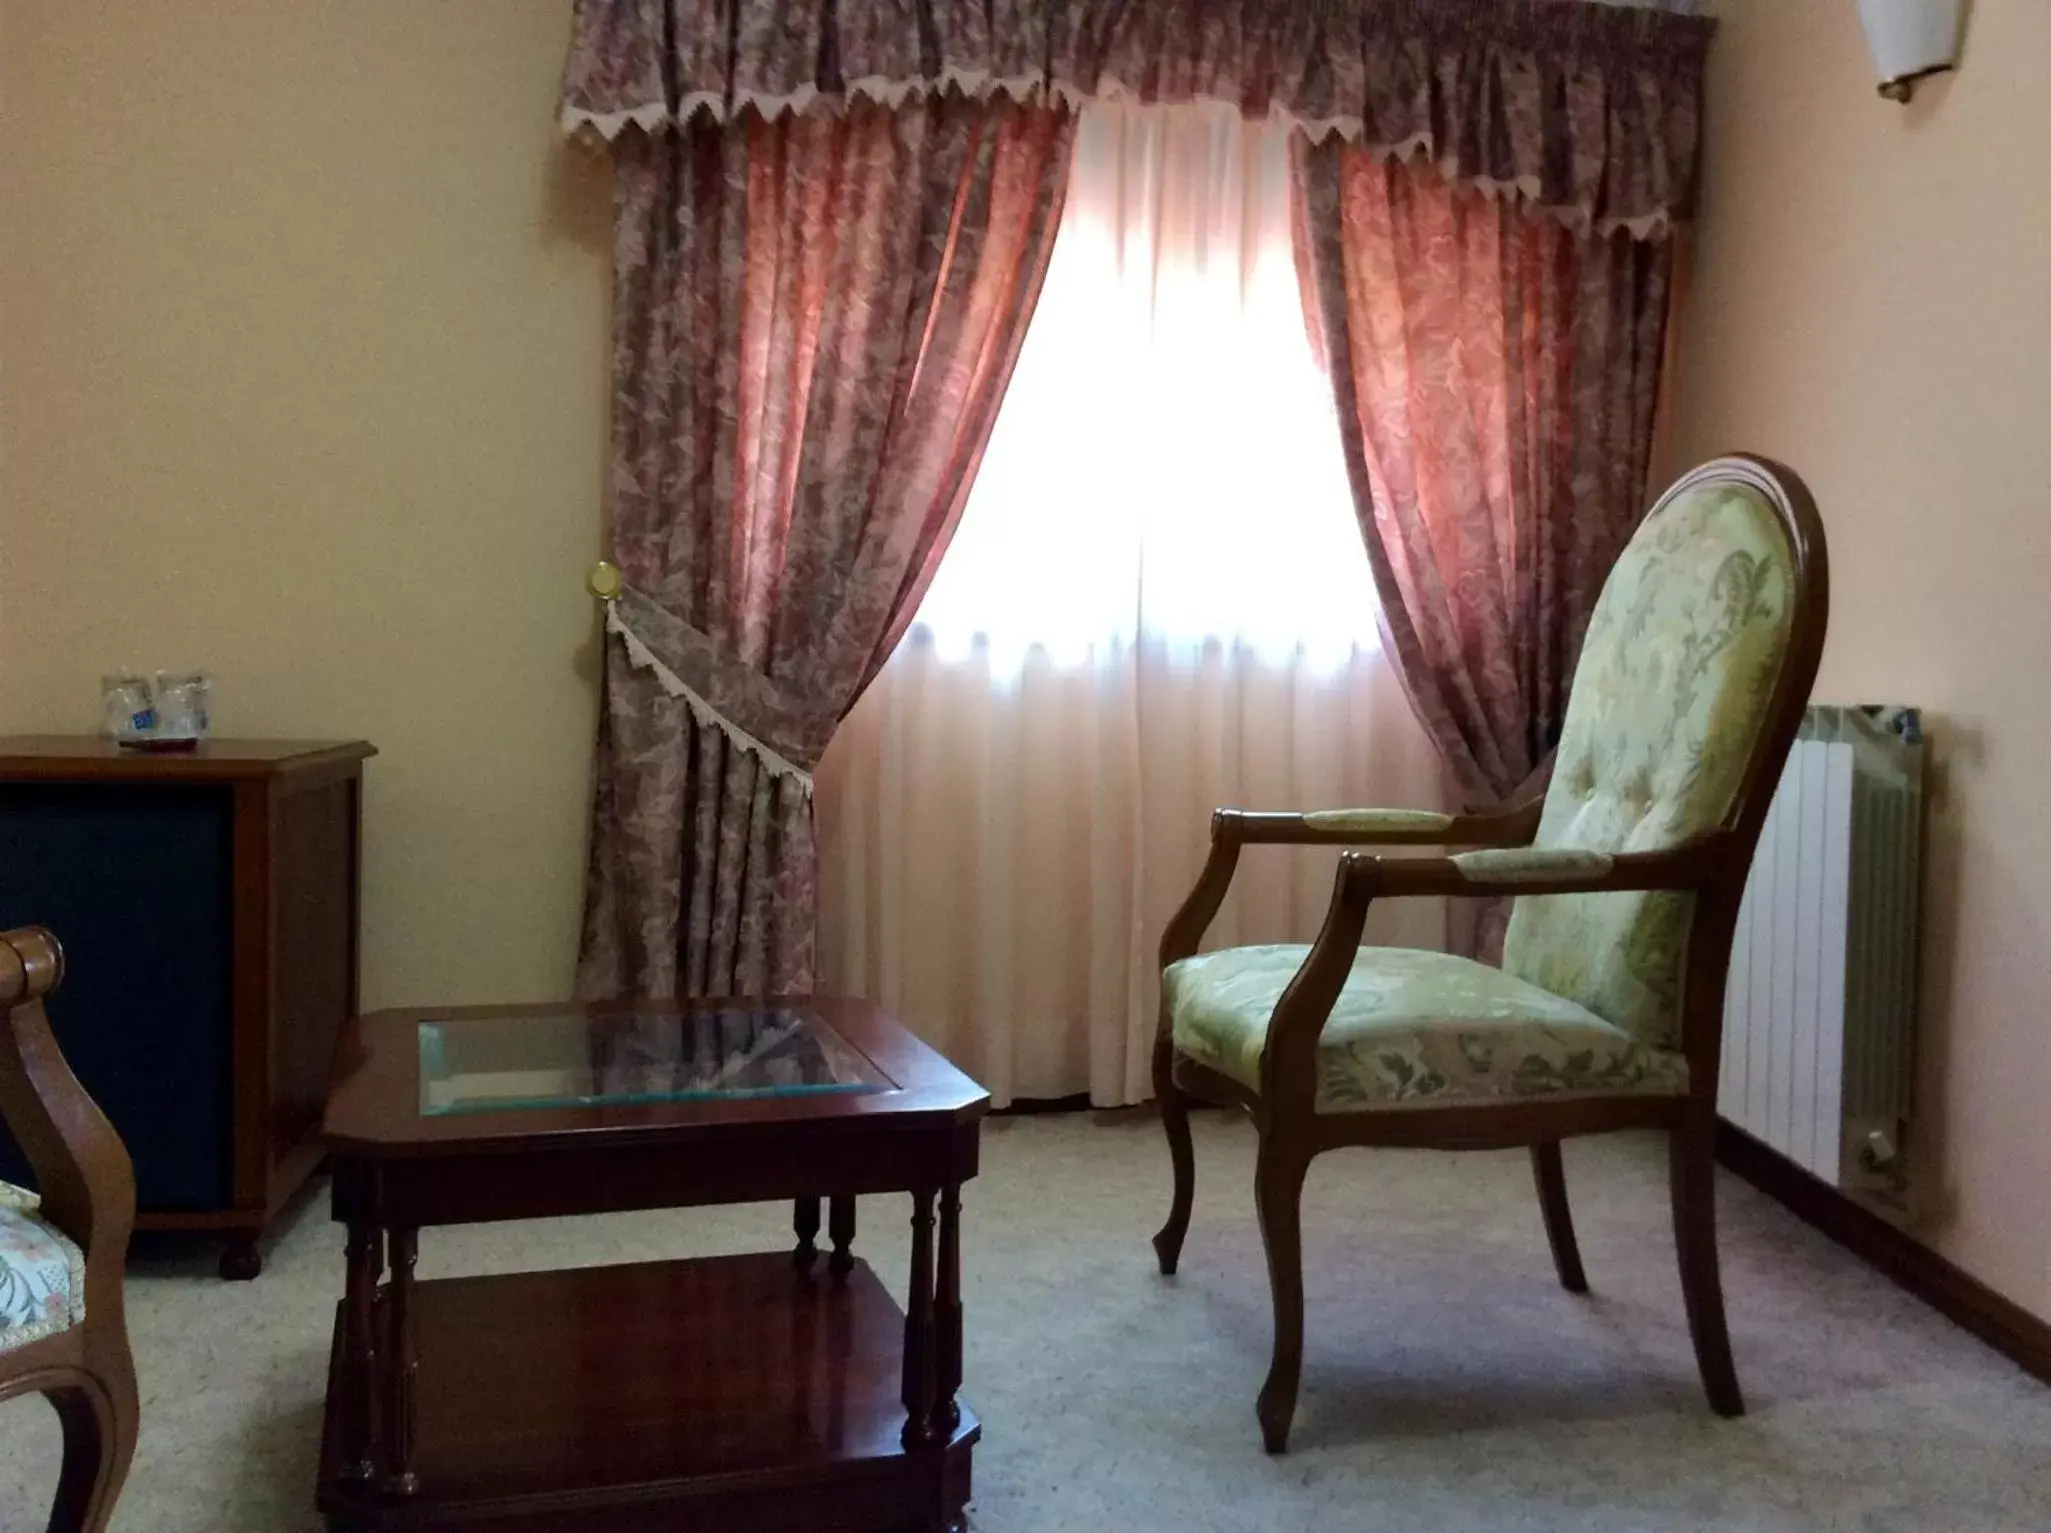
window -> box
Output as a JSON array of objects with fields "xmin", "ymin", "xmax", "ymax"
[{"xmin": 907, "ymin": 102, "xmax": 1379, "ymax": 675}]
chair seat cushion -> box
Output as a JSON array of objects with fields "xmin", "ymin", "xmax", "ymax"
[
  {"xmin": 0, "ymin": 1181, "xmax": 85, "ymax": 1352},
  {"xmin": 1166, "ymin": 945, "xmax": 1689, "ymax": 1112}
]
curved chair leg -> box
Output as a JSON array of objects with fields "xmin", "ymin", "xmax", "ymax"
[
  {"xmin": 46, "ymin": 1370, "xmax": 135, "ymax": 1533},
  {"xmin": 1152, "ymin": 1036, "xmax": 1196, "ymax": 1276},
  {"xmin": 1669, "ymin": 1121, "xmax": 1744, "ymax": 1417},
  {"xmin": 1530, "ymin": 1142, "xmax": 1589, "ymax": 1294},
  {"xmin": 1253, "ymin": 1139, "xmax": 1311, "ymax": 1454}
]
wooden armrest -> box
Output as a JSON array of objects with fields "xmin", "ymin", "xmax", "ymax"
[
  {"xmin": 1157, "ymin": 799, "xmax": 1545, "ymax": 975},
  {"xmin": 1254, "ymin": 837, "xmax": 1742, "ymax": 1106},
  {"xmin": 1217, "ymin": 800, "xmax": 1540, "ymax": 849},
  {"xmin": 0, "ymin": 928, "xmax": 136, "ymax": 1269},
  {"xmin": 1341, "ymin": 838, "xmax": 1738, "ymax": 902}
]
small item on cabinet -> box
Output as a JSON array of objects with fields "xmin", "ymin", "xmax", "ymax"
[
  {"xmin": 100, "ymin": 672, "xmax": 157, "ymax": 744},
  {"xmin": 151, "ymin": 670, "xmax": 213, "ymax": 747}
]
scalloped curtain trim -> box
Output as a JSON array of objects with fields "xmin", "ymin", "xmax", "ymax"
[
  {"xmin": 605, "ymin": 605, "xmax": 815, "ymax": 795},
  {"xmin": 562, "ymin": 83, "xmax": 1677, "ymax": 239},
  {"xmin": 562, "ymin": 70, "xmax": 1059, "ymax": 137}
]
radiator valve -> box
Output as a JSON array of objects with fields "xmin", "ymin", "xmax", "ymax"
[{"xmin": 1859, "ymin": 1129, "xmax": 1900, "ymax": 1175}]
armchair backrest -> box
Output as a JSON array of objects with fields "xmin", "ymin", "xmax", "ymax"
[{"xmin": 1500, "ymin": 456, "xmax": 1828, "ymax": 1051}]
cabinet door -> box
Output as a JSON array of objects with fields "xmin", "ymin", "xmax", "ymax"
[{"xmin": 0, "ymin": 783, "xmax": 234, "ymax": 1209}]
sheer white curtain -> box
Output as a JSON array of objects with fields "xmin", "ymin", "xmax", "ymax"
[{"xmin": 815, "ymin": 101, "xmax": 1447, "ymax": 1107}]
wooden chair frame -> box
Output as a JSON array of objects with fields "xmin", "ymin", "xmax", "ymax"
[
  {"xmin": 0, "ymin": 928, "xmax": 139, "ymax": 1531},
  {"xmin": 1150, "ymin": 455, "xmax": 1829, "ymax": 1452}
]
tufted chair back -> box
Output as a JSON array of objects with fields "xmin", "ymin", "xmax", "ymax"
[{"xmin": 1499, "ymin": 470, "xmax": 1809, "ymax": 1050}]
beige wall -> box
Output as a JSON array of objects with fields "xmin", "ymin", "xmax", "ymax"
[
  {"xmin": 1672, "ymin": 0, "xmax": 2051, "ymax": 1320},
  {"xmin": 0, "ymin": 2, "xmax": 611, "ymax": 1008}
]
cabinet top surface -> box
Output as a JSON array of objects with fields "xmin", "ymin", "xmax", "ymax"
[{"xmin": 0, "ymin": 737, "xmax": 375, "ymax": 780}]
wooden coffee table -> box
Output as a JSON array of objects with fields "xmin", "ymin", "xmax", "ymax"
[{"xmin": 317, "ymin": 998, "xmax": 987, "ymax": 1533}]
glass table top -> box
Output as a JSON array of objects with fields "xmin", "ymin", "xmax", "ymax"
[{"xmin": 417, "ymin": 1006, "xmax": 893, "ymax": 1117}]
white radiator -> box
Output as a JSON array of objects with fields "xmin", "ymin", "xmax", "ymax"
[{"xmin": 1718, "ymin": 705, "xmax": 1925, "ymax": 1208}]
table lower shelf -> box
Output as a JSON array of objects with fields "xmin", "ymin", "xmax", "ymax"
[{"xmin": 317, "ymin": 1251, "xmax": 977, "ymax": 1532}]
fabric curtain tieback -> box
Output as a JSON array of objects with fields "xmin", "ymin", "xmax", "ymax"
[
  {"xmin": 575, "ymin": 91, "xmax": 1072, "ymax": 1000},
  {"xmin": 604, "ymin": 584, "xmax": 834, "ymax": 792}
]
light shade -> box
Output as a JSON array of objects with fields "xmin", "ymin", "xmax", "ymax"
[{"xmin": 1856, "ymin": 0, "xmax": 1962, "ymax": 101}]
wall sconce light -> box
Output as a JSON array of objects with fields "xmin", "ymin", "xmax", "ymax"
[{"xmin": 1857, "ymin": 0, "xmax": 1962, "ymax": 103}]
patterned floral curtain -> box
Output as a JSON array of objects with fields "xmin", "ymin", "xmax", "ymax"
[
  {"xmin": 562, "ymin": 0, "xmax": 1714, "ymax": 236},
  {"xmin": 562, "ymin": 0, "xmax": 1711, "ymax": 993},
  {"xmin": 578, "ymin": 94, "xmax": 1073, "ymax": 998},
  {"xmin": 1292, "ymin": 128, "xmax": 1678, "ymax": 953}
]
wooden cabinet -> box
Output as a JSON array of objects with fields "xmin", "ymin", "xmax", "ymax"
[{"xmin": 0, "ymin": 737, "xmax": 374, "ymax": 1278}]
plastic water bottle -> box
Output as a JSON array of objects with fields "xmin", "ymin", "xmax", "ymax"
[{"xmin": 100, "ymin": 673, "xmax": 157, "ymax": 743}]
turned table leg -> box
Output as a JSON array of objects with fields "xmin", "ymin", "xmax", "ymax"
[
  {"xmin": 828, "ymin": 1194, "xmax": 856, "ymax": 1279},
  {"xmin": 342, "ymin": 1222, "xmax": 384, "ymax": 1482},
  {"xmin": 382, "ymin": 1227, "xmax": 420, "ymax": 1497},
  {"xmin": 793, "ymin": 1197, "xmax": 821, "ymax": 1272},
  {"xmin": 935, "ymin": 1184, "xmax": 962, "ymax": 1433},
  {"xmin": 901, "ymin": 1189, "xmax": 938, "ymax": 1449}
]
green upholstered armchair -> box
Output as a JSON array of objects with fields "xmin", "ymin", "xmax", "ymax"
[{"xmin": 1151, "ymin": 456, "xmax": 1829, "ymax": 1452}]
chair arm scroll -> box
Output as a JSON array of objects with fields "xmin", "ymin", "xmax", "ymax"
[
  {"xmin": 0, "ymin": 925, "xmax": 62, "ymax": 1008},
  {"xmin": 1158, "ymin": 814, "xmax": 1246, "ymax": 970},
  {"xmin": 0, "ymin": 928, "xmax": 136, "ymax": 1271}
]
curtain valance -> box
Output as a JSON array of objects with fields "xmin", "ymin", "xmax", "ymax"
[{"xmin": 560, "ymin": 0, "xmax": 1713, "ymax": 235}]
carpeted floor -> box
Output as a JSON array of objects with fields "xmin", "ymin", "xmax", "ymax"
[{"xmin": 3, "ymin": 1112, "xmax": 2047, "ymax": 1531}]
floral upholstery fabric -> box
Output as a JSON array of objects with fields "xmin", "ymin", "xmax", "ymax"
[
  {"xmin": 0, "ymin": 1182, "xmax": 84, "ymax": 1353},
  {"xmin": 1301, "ymin": 809, "xmax": 1452, "ymax": 836},
  {"xmin": 1451, "ymin": 848, "xmax": 1615, "ymax": 884},
  {"xmin": 1166, "ymin": 945, "xmax": 1687, "ymax": 1112},
  {"xmin": 1501, "ymin": 483, "xmax": 1795, "ymax": 1048},
  {"xmin": 576, "ymin": 92, "xmax": 1074, "ymax": 1001}
]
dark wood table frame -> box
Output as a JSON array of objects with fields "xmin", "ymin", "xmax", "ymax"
[{"xmin": 318, "ymin": 997, "xmax": 987, "ymax": 1533}]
